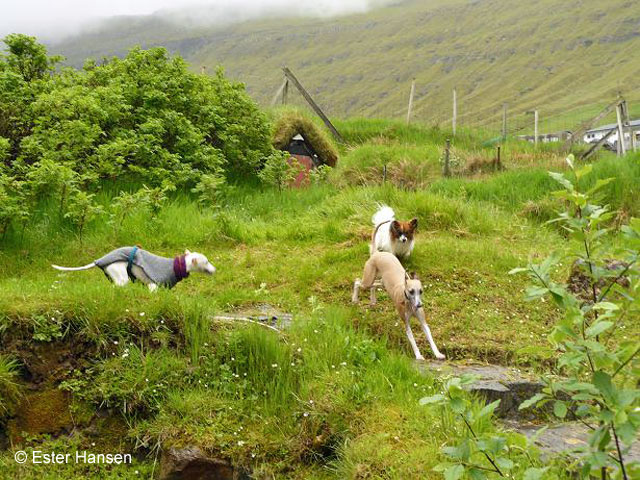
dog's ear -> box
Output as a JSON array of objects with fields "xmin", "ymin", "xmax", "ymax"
[
  {"xmin": 191, "ymin": 257, "xmax": 198, "ymax": 265},
  {"xmin": 391, "ymin": 220, "xmax": 400, "ymax": 232},
  {"xmin": 185, "ymin": 249, "xmax": 191, "ymax": 255},
  {"xmin": 409, "ymin": 218, "xmax": 418, "ymax": 231},
  {"xmin": 410, "ymin": 271, "xmax": 419, "ymax": 280}
]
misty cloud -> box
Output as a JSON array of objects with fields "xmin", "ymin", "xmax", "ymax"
[{"xmin": 0, "ymin": 0, "xmax": 393, "ymax": 42}]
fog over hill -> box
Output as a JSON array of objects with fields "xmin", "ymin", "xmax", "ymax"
[{"xmin": 43, "ymin": 0, "xmax": 640, "ymax": 129}]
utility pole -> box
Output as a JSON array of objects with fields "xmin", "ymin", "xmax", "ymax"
[{"xmin": 406, "ymin": 79, "xmax": 415, "ymax": 125}]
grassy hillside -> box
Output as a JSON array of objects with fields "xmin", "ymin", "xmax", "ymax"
[
  {"xmin": 50, "ymin": 0, "xmax": 640, "ymax": 133},
  {"xmin": 1, "ymin": 116, "xmax": 638, "ymax": 478}
]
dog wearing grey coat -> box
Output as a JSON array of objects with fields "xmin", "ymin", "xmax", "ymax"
[{"xmin": 52, "ymin": 247, "xmax": 215, "ymax": 291}]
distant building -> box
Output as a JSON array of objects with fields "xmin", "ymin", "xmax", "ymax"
[
  {"xmin": 583, "ymin": 119, "xmax": 640, "ymax": 150},
  {"xmin": 517, "ymin": 131, "xmax": 572, "ymax": 143}
]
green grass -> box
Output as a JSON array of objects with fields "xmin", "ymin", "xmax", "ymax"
[{"xmin": 1, "ymin": 120, "xmax": 638, "ymax": 478}]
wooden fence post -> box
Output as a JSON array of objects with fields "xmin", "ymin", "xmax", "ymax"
[
  {"xmin": 443, "ymin": 139, "xmax": 451, "ymax": 177},
  {"xmin": 406, "ymin": 79, "xmax": 415, "ymax": 125},
  {"xmin": 616, "ymin": 103, "xmax": 626, "ymax": 156},
  {"xmin": 282, "ymin": 78, "xmax": 288, "ymax": 105},
  {"xmin": 271, "ymin": 78, "xmax": 288, "ymax": 106},
  {"xmin": 534, "ymin": 110, "xmax": 539, "ymax": 147},
  {"xmin": 452, "ymin": 88, "xmax": 457, "ymax": 136},
  {"xmin": 282, "ymin": 67, "xmax": 344, "ymax": 143},
  {"xmin": 502, "ymin": 103, "xmax": 507, "ymax": 140},
  {"xmin": 622, "ymin": 100, "xmax": 636, "ymax": 152},
  {"xmin": 495, "ymin": 145, "xmax": 501, "ymax": 170}
]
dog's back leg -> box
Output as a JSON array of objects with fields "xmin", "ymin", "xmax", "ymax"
[
  {"xmin": 417, "ymin": 309, "xmax": 445, "ymax": 360},
  {"xmin": 360, "ymin": 258, "xmax": 379, "ymax": 306},
  {"xmin": 352, "ymin": 279, "xmax": 362, "ymax": 303},
  {"xmin": 404, "ymin": 312, "xmax": 425, "ymax": 361},
  {"xmin": 104, "ymin": 262, "xmax": 130, "ymax": 287}
]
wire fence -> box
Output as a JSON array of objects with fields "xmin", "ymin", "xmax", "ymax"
[{"xmin": 251, "ymin": 70, "xmax": 631, "ymax": 146}]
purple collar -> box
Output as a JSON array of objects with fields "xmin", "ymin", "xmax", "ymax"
[{"xmin": 173, "ymin": 255, "xmax": 190, "ymax": 282}]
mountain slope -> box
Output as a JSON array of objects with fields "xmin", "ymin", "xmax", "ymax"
[{"xmin": 51, "ymin": 0, "xmax": 640, "ymax": 131}]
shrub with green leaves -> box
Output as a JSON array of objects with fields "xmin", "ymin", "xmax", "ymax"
[
  {"xmin": 512, "ymin": 155, "xmax": 639, "ymax": 478},
  {"xmin": 0, "ymin": 34, "xmax": 280, "ymax": 239},
  {"xmin": 420, "ymin": 375, "xmax": 546, "ymax": 479}
]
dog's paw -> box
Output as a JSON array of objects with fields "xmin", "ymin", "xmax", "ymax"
[
  {"xmin": 434, "ymin": 353, "xmax": 446, "ymax": 360},
  {"xmin": 415, "ymin": 355, "xmax": 425, "ymax": 361}
]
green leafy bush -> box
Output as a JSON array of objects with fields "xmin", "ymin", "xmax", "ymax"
[{"xmin": 0, "ymin": 34, "xmax": 280, "ymax": 240}]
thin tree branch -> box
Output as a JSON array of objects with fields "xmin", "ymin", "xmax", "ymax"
[
  {"xmin": 612, "ymin": 425, "xmax": 628, "ymax": 480},
  {"xmin": 460, "ymin": 415, "xmax": 505, "ymax": 477}
]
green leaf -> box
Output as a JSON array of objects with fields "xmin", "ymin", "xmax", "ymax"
[
  {"xmin": 548, "ymin": 171, "xmax": 574, "ymax": 191},
  {"xmin": 574, "ymin": 164, "xmax": 592, "ymax": 179},
  {"xmin": 468, "ymin": 468, "xmax": 486, "ymax": 480},
  {"xmin": 449, "ymin": 397, "xmax": 466, "ymax": 414},
  {"xmin": 508, "ymin": 267, "xmax": 528, "ymax": 275},
  {"xmin": 592, "ymin": 371, "xmax": 615, "ymax": 403},
  {"xmin": 585, "ymin": 321, "xmax": 614, "ymax": 338},
  {"xmin": 477, "ymin": 400, "xmax": 501, "ymax": 419},
  {"xmin": 444, "ymin": 464, "xmax": 464, "ymax": 480},
  {"xmin": 553, "ymin": 401, "xmax": 567, "ymax": 419},
  {"xmin": 419, "ymin": 394, "xmax": 445, "ymax": 405},
  {"xmin": 495, "ymin": 457, "xmax": 514, "ymax": 470},
  {"xmin": 565, "ymin": 154, "xmax": 575, "ymax": 170},
  {"xmin": 523, "ymin": 467, "xmax": 548, "ymax": 480},
  {"xmin": 519, "ymin": 393, "xmax": 545, "ymax": 410}
]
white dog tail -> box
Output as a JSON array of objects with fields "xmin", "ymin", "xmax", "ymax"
[
  {"xmin": 52, "ymin": 263, "xmax": 96, "ymax": 271},
  {"xmin": 372, "ymin": 204, "xmax": 395, "ymax": 226}
]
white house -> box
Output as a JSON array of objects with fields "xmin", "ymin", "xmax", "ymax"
[{"xmin": 583, "ymin": 119, "xmax": 640, "ymax": 150}]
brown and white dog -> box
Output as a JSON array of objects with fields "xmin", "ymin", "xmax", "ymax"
[
  {"xmin": 352, "ymin": 251, "xmax": 445, "ymax": 360},
  {"xmin": 370, "ymin": 205, "xmax": 417, "ymax": 259}
]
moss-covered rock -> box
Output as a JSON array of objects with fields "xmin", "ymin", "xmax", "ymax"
[{"xmin": 7, "ymin": 389, "xmax": 73, "ymax": 443}]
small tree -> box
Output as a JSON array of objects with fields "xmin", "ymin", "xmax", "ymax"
[
  {"xmin": 64, "ymin": 189, "xmax": 104, "ymax": 240},
  {"xmin": 512, "ymin": 155, "xmax": 639, "ymax": 479},
  {"xmin": 258, "ymin": 152, "xmax": 303, "ymax": 192},
  {"xmin": 191, "ymin": 172, "xmax": 226, "ymax": 208}
]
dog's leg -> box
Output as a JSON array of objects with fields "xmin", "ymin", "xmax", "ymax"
[
  {"xmin": 104, "ymin": 262, "xmax": 129, "ymax": 287},
  {"xmin": 403, "ymin": 313, "xmax": 425, "ymax": 361},
  {"xmin": 352, "ymin": 279, "xmax": 361, "ymax": 303},
  {"xmin": 360, "ymin": 258, "xmax": 378, "ymax": 306},
  {"xmin": 148, "ymin": 283, "xmax": 158, "ymax": 292},
  {"xmin": 417, "ymin": 309, "xmax": 445, "ymax": 360}
]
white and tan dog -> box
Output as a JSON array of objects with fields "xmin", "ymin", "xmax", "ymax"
[
  {"xmin": 52, "ymin": 246, "xmax": 215, "ymax": 291},
  {"xmin": 370, "ymin": 205, "xmax": 418, "ymax": 259},
  {"xmin": 352, "ymin": 251, "xmax": 445, "ymax": 360}
]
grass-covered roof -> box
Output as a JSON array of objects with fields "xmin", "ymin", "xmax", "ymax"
[{"xmin": 272, "ymin": 112, "xmax": 339, "ymax": 167}]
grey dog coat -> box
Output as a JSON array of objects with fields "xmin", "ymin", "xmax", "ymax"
[{"xmin": 94, "ymin": 247, "xmax": 187, "ymax": 288}]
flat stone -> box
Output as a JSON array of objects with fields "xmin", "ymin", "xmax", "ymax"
[
  {"xmin": 213, "ymin": 303, "xmax": 293, "ymax": 329},
  {"xmin": 417, "ymin": 361, "xmax": 544, "ymax": 419},
  {"xmin": 508, "ymin": 421, "xmax": 640, "ymax": 464}
]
